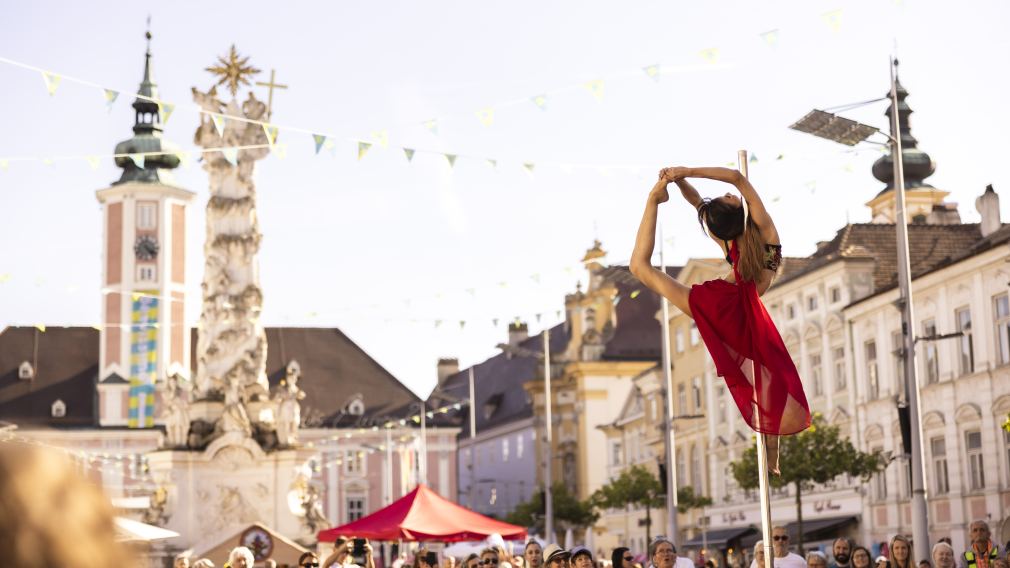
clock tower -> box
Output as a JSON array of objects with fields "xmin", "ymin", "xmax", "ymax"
[{"xmin": 96, "ymin": 32, "xmax": 195, "ymax": 427}]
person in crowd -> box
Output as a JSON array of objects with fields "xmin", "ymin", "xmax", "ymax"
[
  {"xmin": 193, "ymin": 561, "xmax": 216, "ymax": 568},
  {"xmin": 544, "ymin": 544, "xmax": 572, "ymax": 568},
  {"xmin": 466, "ymin": 554, "xmax": 482, "ymax": 568},
  {"xmin": 807, "ymin": 552, "xmax": 828, "ymax": 568},
  {"xmin": 392, "ymin": 553, "xmax": 407, "ymax": 568},
  {"xmin": 483, "ymin": 548, "xmax": 503, "ymax": 568},
  {"xmin": 650, "ymin": 536, "xmax": 694, "ymax": 568},
  {"xmin": 992, "ymin": 559, "xmax": 1008, "ymax": 568},
  {"xmin": 418, "ymin": 549, "xmax": 439, "ymax": 568},
  {"xmin": 876, "ymin": 556, "xmax": 889, "ymax": 568},
  {"xmin": 932, "ymin": 543, "xmax": 955, "ymax": 568},
  {"xmin": 300, "ymin": 552, "xmax": 322, "ymax": 568},
  {"xmin": 176, "ymin": 556, "xmax": 193, "ymax": 568},
  {"xmin": 614, "ymin": 547, "xmax": 635, "ymax": 568},
  {"xmin": 226, "ymin": 547, "xmax": 255, "ymax": 568},
  {"xmin": 831, "ymin": 540, "xmax": 853, "ymax": 568},
  {"xmin": 850, "ymin": 548, "xmax": 872, "ymax": 568},
  {"xmin": 754, "ymin": 541, "xmax": 767, "ymax": 568},
  {"xmin": 919, "ymin": 561, "xmax": 932, "ymax": 568},
  {"xmin": 889, "ymin": 535, "xmax": 915, "ymax": 568},
  {"xmin": 0, "ymin": 442, "xmax": 133, "ymax": 568},
  {"xmin": 756, "ymin": 527, "xmax": 807, "ymax": 568},
  {"xmin": 265, "ymin": 560, "xmax": 278, "ymax": 568},
  {"xmin": 445, "ymin": 556, "xmax": 459, "ymax": 568},
  {"xmin": 526, "ymin": 541, "xmax": 544, "ymax": 568},
  {"xmin": 961, "ymin": 521, "xmax": 1000, "ymax": 568},
  {"xmin": 572, "ymin": 546, "xmax": 595, "ymax": 568}
]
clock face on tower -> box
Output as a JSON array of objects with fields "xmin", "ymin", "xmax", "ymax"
[{"xmin": 134, "ymin": 235, "xmax": 160, "ymax": 260}]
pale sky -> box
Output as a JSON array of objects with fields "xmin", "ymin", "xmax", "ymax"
[{"xmin": 2, "ymin": 0, "xmax": 1008, "ymax": 398}]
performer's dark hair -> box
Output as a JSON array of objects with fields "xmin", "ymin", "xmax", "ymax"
[{"xmin": 698, "ymin": 197, "xmax": 766, "ymax": 283}]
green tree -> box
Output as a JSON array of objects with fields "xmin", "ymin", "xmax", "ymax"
[
  {"xmin": 592, "ymin": 465, "xmax": 665, "ymax": 542},
  {"xmin": 591, "ymin": 465, "xmax": 714, "ymax": 543},
  {"xmin": 505, "ymin": 482, "xmax": 600, "ymax": 536},
  {"xmin": 729, "ymin": 413, "xmax": 887, "ymax": 551}
]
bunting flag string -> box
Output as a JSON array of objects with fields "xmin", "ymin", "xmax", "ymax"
[{"xmin": 40, "ymin": 71, "xmax": 61, "ymax": 95}]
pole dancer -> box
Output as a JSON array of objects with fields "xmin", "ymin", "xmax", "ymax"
[{"xmin": 630, "ymin": 160, "xmax": 812, "ymax": 560}]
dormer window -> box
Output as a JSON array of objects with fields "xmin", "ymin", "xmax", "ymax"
[
  {"xmin": 18, "ymin": 361, "xmax": 34, "ymax": 380},
  {"xmin": 483, "ymin": 393, "xmax": 504, "ymax": 420},
  {"xmin": 51, "ymin": 399, "xmax": 66, "ymax": 418}
]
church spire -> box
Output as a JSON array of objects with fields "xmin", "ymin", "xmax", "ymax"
[
  {"xmin": 871, "ymin": 62, "xmax": 936, "ymax": 193},
  {"xmin": 113, "ymin": 29, "xmax": 180, "ymax": 184}
]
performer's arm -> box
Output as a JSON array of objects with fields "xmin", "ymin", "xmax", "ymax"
[
  {"xmin": 670, "ymin": 166, "xmax": 779, "ymax": 244},
  {"xmin": 630, "ymin": 177, "xmax": 694, "ymax": 318}
]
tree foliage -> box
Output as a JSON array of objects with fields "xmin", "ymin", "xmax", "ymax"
[
  {"xmin": 505, "ymin": 482, "xmax": 599, "ymax": 534},
  {"xmin": 728, "ymin": 413, "xmax": 887, "ymax": 550}
]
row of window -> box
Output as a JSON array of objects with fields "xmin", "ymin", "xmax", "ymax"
[
  {"xmin": 467, "ymin": 433, "xmax": 527, "ymax": 467},
  {"xmin": 863, "ymin": 294, "xmax": 1010, "ymax": 399},
  {"xmin": 783, "ymin": 286, "xmax": 844, "ymax": 320},
  {"xmin": 870, "ymin": 428, "xmax": 1008, "ymax": 500},
  {"xmin": 674, "ymin": 324, "xmax": 701, "ymax": 353}
]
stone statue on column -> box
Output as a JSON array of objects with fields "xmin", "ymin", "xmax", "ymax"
[
  {"xmin": 274, "ymin": 362, "xmax": 305, "ymax": 447},
  {"xmin": 161, "ymin": 374, "xmax": 191, "ymax": 448}
]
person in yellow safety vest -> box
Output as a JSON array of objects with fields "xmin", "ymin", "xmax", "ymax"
[{"xmin": 960, "ymin": 521, "xmax": 1000, "ymax": 568}]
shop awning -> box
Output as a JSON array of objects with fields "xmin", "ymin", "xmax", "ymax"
[
  {"xmin": 682, "ymin": 526, "xmax": 758, "ymax": 548},
  {"xmin": 740, "ymin": 516, "xmax": 859, "ymax": 548}
]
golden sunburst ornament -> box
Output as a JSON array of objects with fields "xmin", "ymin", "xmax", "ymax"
[{"xmin": 205, "ymin": 45, "xmax": 261, "ymax": 98}]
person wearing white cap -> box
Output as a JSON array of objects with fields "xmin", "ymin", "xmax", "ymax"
[{"xmin": 544, "ymin": 545, "xmax": 572, "ymax": 568}]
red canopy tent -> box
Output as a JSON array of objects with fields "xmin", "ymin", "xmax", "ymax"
[{"xmin": 318, "ymin": 484, "xmax": 527, "ymax": 542}]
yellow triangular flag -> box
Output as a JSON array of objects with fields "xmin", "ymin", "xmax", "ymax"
[
  {"xmin": 523, "ymin": 162, "xmax": 535, "ymax": 174},
  {"xmin": 700, "ymin": 48, "xmax": 720, "ymax": 64},
  {"xmin": 262, "ymin": 124, "xmax": 279, "ymax": 147},
  {"xmin": 0, "ymin": 274, "xmax": 11, "ymax": 283},
  {"xmin": 822, "ymin": 9, "xmax": 843, "ymax": 32},
  {"xmin": 85, "ymin": 156, "xmax": 101, "ymax": 170},
  {"xmin": 358, "ymin": 142, "xmax": 372, "ymax": 161},
  {"xmin": 158, "ymin": 102, "xmax": 175, "ymax": 125},
  {"xmin": 41, "ymin": 157, "xmax": 54, "ymax": 166},
  {"xmin": 423, "ymin": 119, "xmax": 438, "ymax": 135},
  {"xmin": 222, "ymin": 148, "xmax": 239, "ymax": 167},
  {"xmin": 760, "ymin": 29, "xmax": 780, "ymax": 47},
  {"xmin": 35, "ymin": 324, "xmax": 46, "ymax": 333},
  {"xmin": 486, "ymin": 158, "xmax": 497, "ymax": 169},
  {"xmin": 129, "ymin": 154, "xmax": 145, "ymax": 169},
  {"xmin": 531, "ymin": 94, "xmax": 548, "ymax": 110},
  {"xmin": 104, "ymin": 89, "xmax": 119, "ymax": 108},
  {"xmin": 41, "ymin": 72, "xmax": 61, "ymax": 96},
  {"xmin": 444, "ymin": 154, "xmax": 457, "ymax": 168},
  {"xmin": 476, "ymin": 108, "xmax": 495, "ymax": 127},
  {"xmin": 0, "ymin": 159, "xmax": 8, "ymax": 172},
  {"xmin": 211, "ymin": 114, "xmax": 226, "ymax": 137},
  {"xmin": 372, "ymin": 130, "xmax": 389, "ymax": 148},
  {"xmin": 584, "ymin": 80, "xmax": 605, "ymax": 102},
  {"xmin": 312, "ymin": 134, "xmax": 327, "ymax": 154},
  {"xmin": 643, "ymin": 64, "xmax": 661, "ymax": 81}
]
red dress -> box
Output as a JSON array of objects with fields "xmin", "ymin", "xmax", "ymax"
[{"xmin": 688, "ymin": 241, "xmax": 811, "ymax": 436}]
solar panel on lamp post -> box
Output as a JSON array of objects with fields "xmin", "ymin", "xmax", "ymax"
[{"xmin": 788, "ymin": 58, "xmax": 930, "ymax": 564}]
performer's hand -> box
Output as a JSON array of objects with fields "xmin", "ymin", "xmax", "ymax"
[{"xmin": 662, "ymin": 166, "xmax": 691, "ymax": 181}]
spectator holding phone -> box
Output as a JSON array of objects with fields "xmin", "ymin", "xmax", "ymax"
[{"xmin": 324, "ymin": 536, "xmax": 377, "ymax": 568}]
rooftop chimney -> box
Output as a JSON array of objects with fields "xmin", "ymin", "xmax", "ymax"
[
  {"xmin": 436, "ymin": 357, "xmax": 459, "ymax": 385},
  {"xmin": 976, "ymin": 184, "xmax": 1001, "ymax": 238},
  {"xmin": 508, "ymin": 321, "xmax": 529, "ymax": 347}
]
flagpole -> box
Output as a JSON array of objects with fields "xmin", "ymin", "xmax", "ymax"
[
  {"xmin": 739, "ymin": 149, "xmax": 773, "ymax": 568},
  {"xmin": 469, "ymin": 367, "xmax": 478, "ymax": 510},
  {"xmin": 660, "ymin": 224, "xmax": 680, "ymax": 546},
  {"xmin": 543, "ymin": 329, "xmax": 555, "ymax": 544}
]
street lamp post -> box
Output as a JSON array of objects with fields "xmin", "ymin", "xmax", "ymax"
[
  {"xmin": 789, "ymin": 58, "xmax": 930, "ymax": 563},
  {"xmin": 659, "ymin": 225, "xmax": 680, "ymax": 545}
]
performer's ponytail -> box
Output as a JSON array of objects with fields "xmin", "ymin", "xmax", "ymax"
[{"xmin": 735, "ymin": 218, "xmax": 766, "ymax": 283}]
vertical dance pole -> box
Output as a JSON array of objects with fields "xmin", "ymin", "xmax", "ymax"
[
  {"xmin": 469, "ymin": 367, "xmax": 478, "ymax": 510},
  {"xmin": 739, "ymin": 149, "xmax": 773, "ymax": 568}
]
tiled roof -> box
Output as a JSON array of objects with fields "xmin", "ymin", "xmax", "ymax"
[
  {"xmin": 773, "ymin": 223, "xmax": 990, "ymax": 291},
  {"xmin": 0, "ymin": 327, "xmax": 99, "ymax": 427},
  {"xmin": 598, "ymin": 265, "xmax": 682, "ymax": 360}
]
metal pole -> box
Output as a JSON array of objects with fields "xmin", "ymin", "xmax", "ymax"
[
  {"xmin": 469, "ymin": 367, "xmax": 478, "ymax": 510},
  {"xmin": 890, "ymin": 57, "xmax": 930, "ymax": 562},
  {"xmin": 420, "ymin": 403, "xmax": 428, "ymax": 486},
  {"xmin": 386, "ymin": 427, "xmax": 394, "ymax": 504},
  {"xmin": 739, "ymin": 149, "xmax": 773, "ymax": 568},
  {"xmin": 543, "ymin": 329, "xmax": 555, "ymax": 544},
  {"xmin": 660, "ymin": 224, "xmax": 679, "ymax": 545}
]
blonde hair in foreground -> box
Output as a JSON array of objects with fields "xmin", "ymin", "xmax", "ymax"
[{"xmin": 0, "ymin": 442, "xmax": 131, "ymax": 568}]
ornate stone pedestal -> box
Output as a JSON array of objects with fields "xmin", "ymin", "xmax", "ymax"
[{"xmin": 147, "ymin": 443, "xmax": 317, "ymax": 551}]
